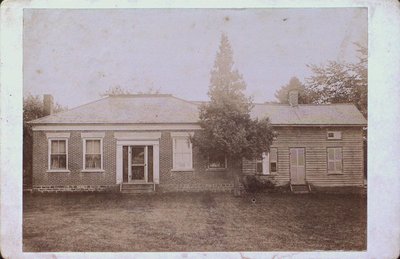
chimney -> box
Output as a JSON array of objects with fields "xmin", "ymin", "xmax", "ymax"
[
  {"xmin": 43, "ymin": 94, "xmax": 54, "ymax": 116},
  {"xmin": 288, "ymin": 90, "xmax": 298, "ymax": 107}
]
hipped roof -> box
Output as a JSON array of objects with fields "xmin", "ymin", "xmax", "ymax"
[{"xmin": 29, "ymin": 94, "xmax": 367, "ymax": 126}]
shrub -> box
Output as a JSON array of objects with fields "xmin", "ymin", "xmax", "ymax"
[{"xmin": 242, "ymin": 176, "xmax": 276, "ymax": 193}]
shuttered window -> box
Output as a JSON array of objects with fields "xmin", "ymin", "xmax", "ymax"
[
  {"xmin": 327, "ymin": 147, "xmax": 343, "ymax": 174},
  {"xmin": 173, "ymin": 137, "xmax": 193, "ymax": 170}
]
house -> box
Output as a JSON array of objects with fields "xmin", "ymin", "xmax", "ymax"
[{"xmin": 28, "ymin": 92, "xmax": 367, "ymax": 193}]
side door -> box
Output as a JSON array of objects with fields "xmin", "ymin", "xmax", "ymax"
[{"xmin": 290, "ymin": 148, "xmax": 306, "ymax": 184}]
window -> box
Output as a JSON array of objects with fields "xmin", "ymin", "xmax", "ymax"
[
  {"xmin": 49, "ymin": 139, "xmax": 67, "ymax": 170},
  {"xmin": 327, "ymin": 131, "xmax": 342, "ymax": 140},
  {"xmin": 81, "ymin": 132, "xmax": 105, "ymax": 171},
  {"xmin": 327, "ymin": 147, "xmax": 343, "ymax": 174},
  {"xmin": 171, "ymin": 132, "xmax": 193, "ymax": 171},
  {"xmin": 47, "ymin": 133, "xmax": 70, "ymax": 172},
  {"xmin": 84, "ymin": 139, "xmax": 103, "ymax": 170},
  {"xmin": 208, "ymin": 153, "xmax": 227, "ymax": 169},
  {"xmin": 270, "ymin": 148, "xmax": 278, "ymax": 173},
  {"xmin": 256, "ymin": 148, "xmax": 278, "ymax": 174},
  {"xmin": 172, "ymin": 137, "xmax": 193, "ymax": 170}
]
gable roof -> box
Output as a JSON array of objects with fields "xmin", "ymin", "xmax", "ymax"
[
  {"xmin": 252, "ymin": 103, "xmax": 367, "ymax": 126},
  {"xmin": 29, "ymin": 94, "xmax": 367, "ymax": 126}
]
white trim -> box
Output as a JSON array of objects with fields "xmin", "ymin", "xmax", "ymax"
[
  {"xmin": 116, "ymin": 145, "xmax": 123, "ymax": 184},
  {"xmin": 46, "ymin": 170, "xmax": 70, "ymax": 173},
  {"xmin": 116, "ymin": 140, "xmax": 160, "ymax": 184},
  {"xmin": 82, "ymin": 138, "xmax": 104, "ymax": 171},
  {"xmin": 170, "ymin": 168, "xmax": 194, "ymax": 172},
  {"xmin": 144, "ymin": 146, "xmax": 148, "ymax": 183},
  {"xmin": 33, "ymin": 124, "xmax": 202, "ymax": 131},
  {"xmin": 46, "ymin": 132, "xmax": 70, "ymax": 138},
  {"xmin": 170, "ymin": 131, "xmax": 194, "ymax": 137},
  {"xmin": 81, "ymin": 132, "xmax": 105, "ymax": 138},
  {"xmin": 117, "ymin": 140, "xmax": 159, "ymax": 146},
  {"xmin": 172, "ymin": 135, "xmax": 193, "ymax": 171},
  {"xmin": 81, "ymin": 169, "xmax": 105, "ymax": 173},
  {"xmin": 263, "ymin": 152, "xmax": 270, "ymax": 175},
  {"xmin": 47, "ymin": 138, "xmax": 69, "ymax": 171},
  {"xmin": 114, "ymin": 132, "xmax": 161, "ymax": 140},
  {"xmin": 33, "ymin": 124, "xmax": 365, "ymax": 131},
  {"xmin": 128, "ymin": 146, "xmax": 132, "ymax": 181}
]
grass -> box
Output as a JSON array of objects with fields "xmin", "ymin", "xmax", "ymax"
[{"xmin": 23, "ymin": 191, "xmax": 366, "ymax": 252}]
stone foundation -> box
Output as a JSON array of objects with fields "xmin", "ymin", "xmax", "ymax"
[
  {"xmin": 157, "ymin": 183, "xmax": 244, "ymax": 193},
  {"xmin": 33, "ymin": 185, "xmax": 119, "ymax": 193}
]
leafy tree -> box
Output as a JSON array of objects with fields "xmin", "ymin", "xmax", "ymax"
[
  {"xmin": 305, "ymin": 43, "xmax": 367, "ymax": 118},
  {"xmin": 191, "ymin": 34, "xmax": 275, "ymax": 196},
  {"xmin": 274, "ymin": 76, "xmax": 313, "ymax": 104},
  {"xmin": 23, "ymin": 94, "xmax": 67, "ymax": 187},
  {"xmin": 101, "ymin": 85, "xmax": 161, "ymax": 96},
  {"xmin": 304, "ymin": 43, "xmax": 367, "ymax": 178}
]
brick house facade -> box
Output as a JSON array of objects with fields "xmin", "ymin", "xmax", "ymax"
[{"xmin": 29, "ymin": 94, "xmax": 367, "ymax": 192}]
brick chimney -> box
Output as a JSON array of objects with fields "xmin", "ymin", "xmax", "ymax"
[
  {"xmin": 43, "ymin": 94, "xmax": 54, "ymax": 116},
  {"xmin": 288, "ymin": 90, "xmax": 298, "ymax": 107}
]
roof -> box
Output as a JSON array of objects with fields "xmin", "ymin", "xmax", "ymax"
[
  {"xmin": 252, "ymin": 103, "xmax": 367, "ymax": 126},
  {"xmin": 29, "ymin": 94, "xmax": 199, "ymax": 124},
  {"xmin": 29, "ymin": 94, "xmax": 367, "ymax": 126}
]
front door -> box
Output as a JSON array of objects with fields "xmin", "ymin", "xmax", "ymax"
[
  {"xmin": 130, "ymin": 146, "xmax": 147, "ymax": 182},
  {"xmin": 290, "ymin": 148, "xmax": 306, "ymax": 184}
]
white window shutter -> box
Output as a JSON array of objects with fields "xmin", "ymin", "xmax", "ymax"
[{"xmin": 263, "ymin": 152, "xmax": 269, "ymax": 175}]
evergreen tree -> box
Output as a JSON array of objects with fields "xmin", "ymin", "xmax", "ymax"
[{"xmin": 192, "ymin": 34, "xmax": 275, "ymax": 196}]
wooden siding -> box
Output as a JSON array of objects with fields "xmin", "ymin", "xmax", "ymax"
[{"xmin": 242, "ymin": 127, "xmax": 364, "ymax": 187}]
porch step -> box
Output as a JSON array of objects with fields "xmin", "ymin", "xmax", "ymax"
[
  {"xmin": 290, "ymin": 184, "xmax": 311, "ymax": 194},
  {"xmin": 120, "ymin": 183, "xmax": 155, "ymax": 194}
]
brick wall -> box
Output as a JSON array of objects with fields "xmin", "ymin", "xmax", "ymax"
[
  {"xmin": 32, "ymin": 130, "xmax": 234, "ymax": 192},
  {"xmin": 32, "ymin": 127, "xmax": 364, "ymax": 192},
  {"xmin": 158, "ymin": 131, "xmax": 234, "ymax": 192},
  {"xmin": 32, "ymin": 130, "xmax": 118, "ymax": 192}
]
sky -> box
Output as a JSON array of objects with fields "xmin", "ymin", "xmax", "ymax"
[{"xmin": 23, "ymin": 8, "xmax": 367, "ymax": 108}]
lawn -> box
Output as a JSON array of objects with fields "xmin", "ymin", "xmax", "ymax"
[{"xmin": 23, "ymin": 191, "xmax": 366, "ymax": 252}]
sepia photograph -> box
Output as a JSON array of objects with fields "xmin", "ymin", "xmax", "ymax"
[
  {"xmin": 21, "ymin": 7, "xmax": 369, "ymax": 253},
  {"xmin": 1, "ymin": 1, "xmax": 399, "ymax": 258}
]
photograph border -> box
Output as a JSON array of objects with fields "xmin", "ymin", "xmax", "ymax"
[{"xmin": 1, "ymin": 0, "xmax": 400, "ymax": 258}]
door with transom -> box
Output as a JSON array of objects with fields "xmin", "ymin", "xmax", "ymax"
[{"xmin": 290, "ymin": 148, "xmax": 306, "ymax": 184}]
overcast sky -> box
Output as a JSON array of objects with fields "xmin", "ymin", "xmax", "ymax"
[{"xmin": 23, "ymin": 8, "xmax": 367, "ymax": 108}]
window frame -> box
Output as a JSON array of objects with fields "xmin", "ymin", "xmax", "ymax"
[
  {"xmin": 327, "ymin": 147, "xmax": 343, "ymax": 175},
  {"xmin": 171, "ymin": 132, "xmax": 193, "ymax": 171},
  {"xmin": 269, "ymin": 148, "xmax": 278, "ymax": 174},
  {"xmin": 256, "ymin": 148, "xmax": 278, "ymax": 175},
  {"xmin": 327, "ymin": 131, "xmax": 342, "ymax": 140},
  {"xmin": 82, "ymin": 137, "xmax": 104, "ymax": 172},
  {"xmin": 47, "ymin": 138, "xmax": 69, "ymax": 172},
  {"xmin": 80, "ymin": 132, "xmax": 105, "ymax": 172},
  {"xmin": 207, "ymin": 153, "xmax": 227, "ymax": 170}
]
